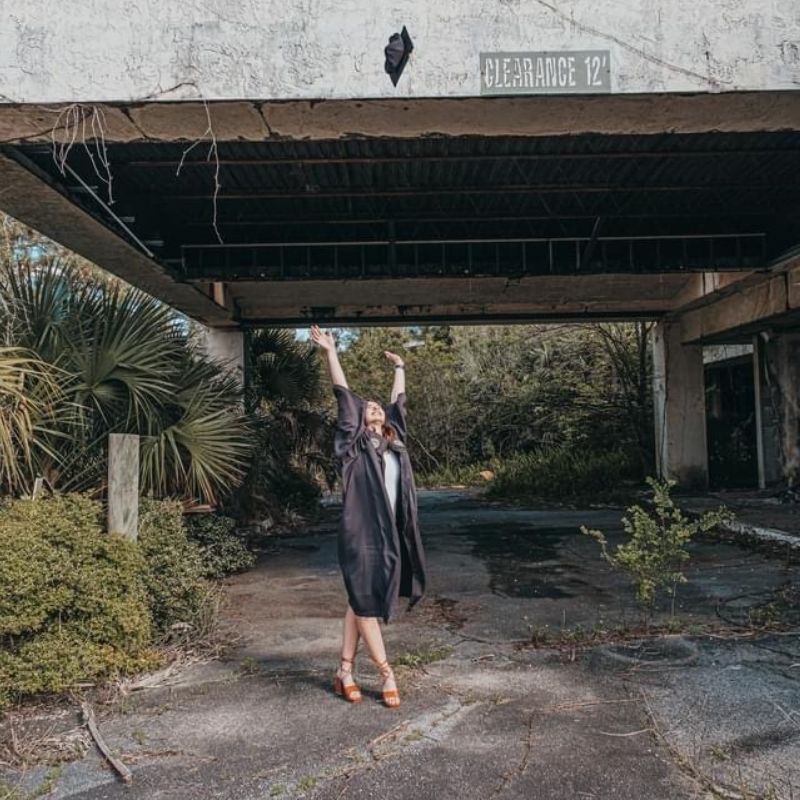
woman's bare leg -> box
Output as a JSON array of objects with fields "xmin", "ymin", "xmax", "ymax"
[
  {"xmin": 353, "ymin": 614, "xmax": 398, "ymax": 705},
  {"xmin": 337, "ymin": 604, "xmax": 361, "ymax": 689}
]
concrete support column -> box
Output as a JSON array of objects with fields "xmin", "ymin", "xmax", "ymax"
[
  {"xmin": 652, "ymin": 320, "xmax": 709, "ymax": 489},
  {"xmin": 202, "ymin": 327, "xmax": 245, "ymax": 388},
  {"xmin": 762, "ymin": 332, "xmax": 800, "ymax": 488},
  {"xmin": 108, "ymin": 433, "xmax": 139, "ymax": 540},
  {"xmin": 752, "ymin": 334, "xmax": 767, "ymax": 489}
]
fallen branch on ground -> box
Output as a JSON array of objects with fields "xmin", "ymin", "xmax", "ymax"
[{"xmin": 81, "ymin": 702, "xmax": 132, "ymax": 784}]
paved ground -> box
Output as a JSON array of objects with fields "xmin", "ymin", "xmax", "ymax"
[
  {"xmin": 680, "ymin": 489, "xmax": 800, "ymax": 551},
  {"xmin": 3, "ymin": 489, "xmax": 799, "ymax": 800}
]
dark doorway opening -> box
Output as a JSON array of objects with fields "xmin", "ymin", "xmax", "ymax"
[{"xmin": 705, "ymin": 358, "xmax": 757, "ymax": 489}]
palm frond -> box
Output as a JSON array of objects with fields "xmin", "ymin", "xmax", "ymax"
[
  {"xmin": 0, "ymin": 346, "xmax": 65, "ymax": 493},
  {"xmin": 140, "ymin": 385, "xmax": 252, "ymax": 504}
]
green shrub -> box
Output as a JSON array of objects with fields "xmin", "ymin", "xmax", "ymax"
[
  {"xmin": 485, "ymin": 447, "xmax": 643, "ymax": 503},
  {"xmin": 580, "ymin": 477, "xmax": 734, "ymax": 622},
  {"xmin": 0, "ymin": 494, "xmax": 156, "ymax": 705},
  {"xmin": 184, "ymin": 513, "xmax": 256, "ymax": 579},
  {"xmin": 416, "ymin": 463, "xmax": 489, "ymax": 488},
  {"xmin": 137, "ymin": 498, "xmax": 214, "ymax": 634}
]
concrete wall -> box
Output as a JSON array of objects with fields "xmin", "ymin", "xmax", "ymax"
[{"xmin": 1, "ymin": 0, "xmax": 798, "ymax": 104}]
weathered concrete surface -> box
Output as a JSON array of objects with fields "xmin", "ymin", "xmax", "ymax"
[
  {"xmin": 3, "ymin": 489, "xmax": 798, "ymax": 799},
  {"xmin": 652, "ymin": 320, "xmax": 709, "ymax": 489},
  {"xmin": 2, "ymin": 94, "xmax": 800, "ymax": 153},
  {"xmin": 639, "ymin": 637, "xmax": 800, "ymax": 798},
  {"xmin": 2, "ymin": 93, "xmax": 800, "ymax": 146},
  {"xmin": 200, "ymin": 327, "xmax": 245, "ymax": 385},
  {"xmin": 679, "ymin": 258, "xmax": 800, "ymax": 345},
  {"xmin": 229, "ymin": 273, "xmax": 698, "ymax": 327},
  {"xmin": 680, "ymin": 489, "xmax": 800, "ymax": 546},
  {"xmin": 1, "ymin": 0, "xmax": 799, "ymax": 103}
]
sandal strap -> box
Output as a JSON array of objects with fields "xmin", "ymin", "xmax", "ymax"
[{"xmin": 374, "ymin": 660, "xmax": 394, "ymax": 679}]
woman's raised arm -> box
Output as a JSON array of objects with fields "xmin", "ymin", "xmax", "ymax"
[
  {"xmin": 310, "ymin": 324, "xmax": 348, "ymax": 388},
  {"xmin": 384, "ymin": 350, "xmax": 405, "ymax": 403}
]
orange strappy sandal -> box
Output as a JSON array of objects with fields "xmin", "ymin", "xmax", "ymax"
[
  {"xmin": 373, "ymin": 658, "xmax": 400, "ymax": 709},
  {"xmin": 333, "ymin": 656, "xmax": 362, "ymax": 703}
]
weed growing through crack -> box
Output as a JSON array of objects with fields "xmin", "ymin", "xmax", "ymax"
[{"xmin": 394, "ymin": 644, "xmax": 453, "ymax": 668}]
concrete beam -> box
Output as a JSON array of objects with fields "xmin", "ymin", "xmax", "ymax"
[
  {"xmin": 228, "ymin": 273, "xmax": 694, "ymax": 326},
  {"xmin": 1, "ymin": 93, "xmax": 799, "ymax": 146},
  {"xmin": 0, "ymin": 152, "xmax": 234, "ymax": 326},
  {"xmin": 678, "ymin": 259, "xmax": 800, "ymax": 344},
  {"xmin": 652, "ymin": 320, "xmax": 708, "ymax": 489}
]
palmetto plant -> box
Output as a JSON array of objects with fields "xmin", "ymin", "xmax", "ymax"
[
  {"xmin": 0, "ymin": 346, "xmax": 64, "ymax": 493},
  {"xmin": 226, "ymin": 328, "xmax": 333, "ymax": 522},
  {"xmin": 0, "ymin": 256, "xmax": 251, "ymax": 504}
]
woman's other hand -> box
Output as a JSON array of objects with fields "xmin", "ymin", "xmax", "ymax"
[
  {"xmin": 311, "ymin": 324, "xmax": 337, "ymax": 352},
  {"xmin": 383, "ymin": 350, "xmax": 404, "ymax": 367}
]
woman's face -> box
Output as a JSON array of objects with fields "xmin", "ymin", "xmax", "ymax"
[{"xmin": 364, "ymin": 399, "xmax": 386, "ymax": 426}]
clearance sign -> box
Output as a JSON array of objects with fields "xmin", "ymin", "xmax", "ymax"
[{"xmin": 480, "ymin": 50, "xmax": 611, "ymax": 94}]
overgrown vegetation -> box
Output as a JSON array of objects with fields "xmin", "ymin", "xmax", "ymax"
[
  {"xmin": 184, "ymin": 512, "xmax": 256, "ymax": 579},
  {"xmin": 337, "ymin": 322, "xmax": 654, "ymax": 500},
  {"xmin": 0, "ymin": 494, "xmax": 156, "ymax": 706},
  {"xmin": 228, "ymin": 327, "xmax": 333, "ymax": 525},
  {"xmin": 137, "ymin": 499, "xmax": 216, "ymax": 634},
  {"xmin": 580, "ymin": 477, "xmax": 734, "ymax": 624},
  {"xmin": 0, "ymin": 494, "xmax": 253, "ymax": 708},
  {"xmin": 0, "ymin": 217, "xmax": 251, "ymax": 505},
  {"xmin": 486, "ymin": 447, "xmax": 643, "ymax": 504}
]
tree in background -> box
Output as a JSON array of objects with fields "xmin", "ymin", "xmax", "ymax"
[
  {"xmin": 338, "ymin": 325, "xmax": 473, "ymax": 475},
  {"xmin": 336, "ymin": 321, "xmax": 655, "ymax": 498},
  {"xmin": 226, "ymin": 328, "xmax": 333, "ymax": 524}
]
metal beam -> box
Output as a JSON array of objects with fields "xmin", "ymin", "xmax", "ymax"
[
  {"xmin": 179, "ymin": 211, "xmax": 775, "ymax": 228},
  {"xmin": 119, "ymin": 148, "xmax": 800, "ymax": 169},
  {"xmin": 181, "ymin": 233, "xmax": 766, "ymax": 282},
  {"xmin": 159, "ymin": 183, "xmax": 798, "ymax": 201}
]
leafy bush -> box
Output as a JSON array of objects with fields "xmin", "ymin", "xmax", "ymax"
[
  {"xmin": 580, "ymin": 477, "xmax": 734, "ymax": 622},
  {"xmin": 184, "ymin": 513, "xmax": 256, "ymax": 579},
  {"xmin": 0, "ymin": 494, "xmax": 156, "ymax": 705},
  {"xmin": 486, "ymin": 447, "xmax": 643, "ymax": 503},
  {"xmin": 137, "ymin": 498, "xmax": 214, "ymax": 634}
]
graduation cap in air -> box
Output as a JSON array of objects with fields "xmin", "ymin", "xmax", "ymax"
[{"xmin": 384, "ymin": 26, "xmax": 413, "ymax": 86}]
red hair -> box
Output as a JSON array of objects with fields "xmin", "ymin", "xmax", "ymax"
[{"xmin": 382, "ymin": 423, "xmax": 397, "ymax": 443}]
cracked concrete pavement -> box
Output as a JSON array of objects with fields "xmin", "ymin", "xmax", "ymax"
[{"xmin": 4, "ymin": 489, "xmax": 799, "ymax": 800}]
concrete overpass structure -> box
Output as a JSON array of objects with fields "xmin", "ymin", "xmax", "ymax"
[{"xmin": 0, "ymin": 0, "xmax": 798, "ymax": 489}]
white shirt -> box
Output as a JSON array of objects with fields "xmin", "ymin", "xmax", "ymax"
[{"xmin": 383, "ymin": 449, "xmax": 401, "ymax": 518}]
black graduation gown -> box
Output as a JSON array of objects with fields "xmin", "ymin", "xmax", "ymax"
[{"xmin": 332, "ymin": 384, "xmax": 427, "ymax": 623}]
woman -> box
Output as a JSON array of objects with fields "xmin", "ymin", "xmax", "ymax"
[{"xmin": 310, "ymin": 324, "xmax": 426, "ymax": 709}]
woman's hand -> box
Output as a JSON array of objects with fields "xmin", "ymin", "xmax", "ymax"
[
  {"xmin": 310, "ymin": 324, "xmax": 337, "ymax": 353},
  {"xmin": 384, "ymin": 350, "xmax": 404, "ymax": 367}
]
